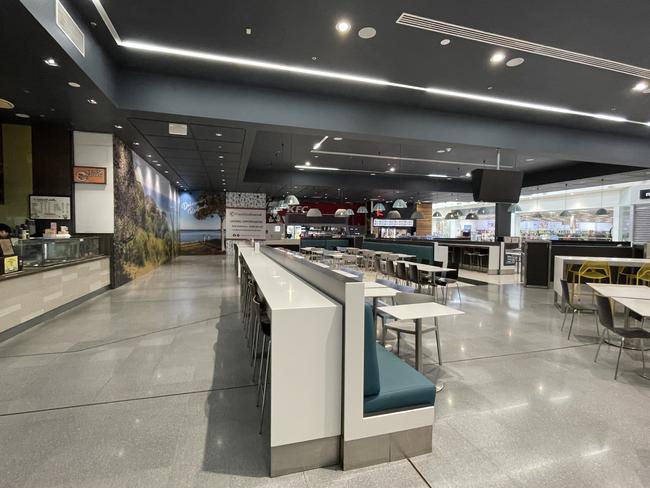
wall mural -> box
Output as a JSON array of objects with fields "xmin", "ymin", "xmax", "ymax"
[
  {"xmin": 113, "ymin": 138, "xmax": 179, "ymax": 286},
  {"xmin": 179, "ymin": 191, "xmax": 225, "ymax": 255}
]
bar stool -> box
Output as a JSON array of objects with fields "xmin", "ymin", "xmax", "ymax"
[
  {"xmin": 253, "ymin": 297, "xmax": 272, "ymax": 434},
  {"xmin": 477, "ymin": 251, "xmax": 489, "ymax": 272}
]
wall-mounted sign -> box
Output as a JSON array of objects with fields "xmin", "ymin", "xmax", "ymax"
[
  {"xmin": 640, "ymin": 189, "xmax": 650, "ymax": 200},
  {"xmin": 373, "ymin": 219, "xmax": 414, "ymax": 227},
  {"xmin": 73, "ymin": 166, "xmax": 107, "ymax": 184},
  {"xmin": 29, "ymin": 195, "xmax": 71, "ymax": 220},
  {"xmin": 225, "ymin": 207, "xmax": 266, "ymax": 240}
]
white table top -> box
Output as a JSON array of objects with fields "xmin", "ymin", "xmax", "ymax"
[
  {"xmin": 588, "ymin": 283, "xmax": 650, "ymax": 300},
  {"xmin": 613, "ymin": 297, "xmax": 650, "ymax": 317},
  {"xmin": 241, "ymin": 249, "xmax": 337, "ymax": 311},
  {"xmin": 556, "ymin": 256, "xmax": 650, "ymax": 265},
  {"xmin": 364, "ymin": 287, "xmax": 400, "ymax": 298},
  {"xmin": 310, "ymin": 249, "xmax": 324, "ymax": 254},
  {"xmin": 395, "ymin": 261, "xmax": 453, "ymax": 273},
  {"xmin": 378, "ymin": 302, "xmax": 465, "ymax": 320}
]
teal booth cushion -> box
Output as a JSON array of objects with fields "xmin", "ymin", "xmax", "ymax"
[{"xmin": 363, "ymin": 303, "xmax": 380, "ymax": 396}]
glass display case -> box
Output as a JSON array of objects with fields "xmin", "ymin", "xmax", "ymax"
[{"xmin": 13, "ymin": 237, "xmax": 103, "ymax": 267}]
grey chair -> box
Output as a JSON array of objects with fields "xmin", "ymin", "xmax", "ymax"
[
  {"xmin": 594, "ymin": 294, "xmax": 650, "ymax": 380},
  {"xmin": 560, "ymin": 279, "xmax": 598, "ymax": 340},
  {"xmin": 395, "ymin": 262, "xmax": 408, "ymax": 285},
  {"xmin": 381, "ymin": 292, "xmax": 443, "ymax": 365}
]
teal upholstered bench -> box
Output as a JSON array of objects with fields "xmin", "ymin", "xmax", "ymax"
[
  {"xmin": 362, "ymin": 303, "xmax": 436, "ymax": 414},
  {"xmin": 362, "ymin": 241, "xmax": 433, "ymax": 264}
]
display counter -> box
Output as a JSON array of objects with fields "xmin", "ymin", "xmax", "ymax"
[{"xmin": 0, "ymin": 236, "xmax": 111, "ymax": 337}]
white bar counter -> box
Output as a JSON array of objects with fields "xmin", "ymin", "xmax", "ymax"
[{"xmin": 240, "ymin": 248, "xmax": 343, "ymax": 476}]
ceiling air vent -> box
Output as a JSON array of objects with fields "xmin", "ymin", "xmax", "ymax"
[
  {"xmin": 168, "ymin": 123, "xmax": 188, "ymax": 136},
  {"xmin": 56, "ymin": 0, "xmax": 85, "ymax": 56}
]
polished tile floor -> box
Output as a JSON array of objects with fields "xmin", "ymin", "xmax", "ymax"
[{"xmin": 0, "ymin": 256, "xmax": 649, "ymax": 487}]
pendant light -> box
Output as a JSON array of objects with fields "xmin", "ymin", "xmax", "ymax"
[
  {"xmin": 387, "ymin": 210, "xmax": 401, "ymax": 219},
  {"xmin": 284, "ymin": 194, "xmax": 300, "ymax": 205},
  {"xmin": 392, "ymin": 198, "xmax": 407, "ymax": 208},
  {"xmin": 334, "ymin": 208, "xmax": 348, "ymax": 217},
  {"xmin": 356, "ymin": 206, "xmax": 368, "ymax": 214},
  {"xmin": 306, "ymin": 208, "xmax": 322, "ymax": 217},
  {"xmin": 278, "ymin": 199, "xmax": 289, "ymax": 209},
  {"xmin": 559, "ymin": 183, "xmax": 570, "ymax": 217},
  {"xmin": 432, "ymin": 211, "xmax": 443, "ymax": 218},
  {"xmin": 454, "ymin": 209, "xmax": 465, "ymax": 217},
  {"xmin": 372, "ymin": 202, "xmax": 386, "ymax": 212},
  {"xmin": 345, "ymin": 208, "xmax": 355, "ymax": 216},
  {"xmin": 508, "ymin": 203, "xmax": 522, "ymax": 213},
  {"xmin": 466, "ymin": 212, "xmax": 478, "ymax": 220},
  {"xmin": 595, "ymin": 178, "xmax": 608, "ymax": 216},
  {"xmin": 477, "ymin": 207, "xmax": 488, "ymax": 215},
  {"xmin": 410, "ymin": 210, "xmax": 424, "ymax": 219},
  {"xmin": 445, "ymin": 212, "xmax": 458, "ymax": 220}
]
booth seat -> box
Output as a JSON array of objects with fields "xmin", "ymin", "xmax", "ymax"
[
  {"xmin": 362, "ymin": 304, "xmax": 436, "ymax": 414},
  {"xmin": 362, "ymin": 241, "xmax": 433, "ymax": 264}
]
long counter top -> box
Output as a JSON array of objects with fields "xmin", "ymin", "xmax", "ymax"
[{"xmin": 0, "ymin": 255, "xmax": 108, "ymax": 282}]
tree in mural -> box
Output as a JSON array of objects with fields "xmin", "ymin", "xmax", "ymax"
[{"xmin": 194, "ymin": 191, "xmax": 226, "ymax": 251}]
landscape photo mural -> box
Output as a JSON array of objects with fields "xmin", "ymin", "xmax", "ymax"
[
  {"xmin": 113, "ymin": 138, "xmax": 180, "ymax": 286},
  {"xmin": 179, "ymin": 191, "xmax": 225, "ymax": 254}
]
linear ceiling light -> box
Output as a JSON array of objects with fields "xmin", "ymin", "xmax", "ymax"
[
  {"xmin": 92, "ymin": 1, "xmax": 650, "ymax": 128},
  {"xmin": 313, "ymin": 135, "xmax": 329, "ymax": 150},
  {"xmin": 428, "ymin": 174, "xmax": 448, "ymax": 178},
  {"xmin": 294, "ymin": 165, "xmax": 339, "ymax": 171},
  {"xmin": 311, "ymin": 149, "xmax": 513, "ymax": 168}
]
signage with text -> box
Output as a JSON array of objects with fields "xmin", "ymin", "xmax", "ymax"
[
  {"xmin": 73, "ymin": 166, "xmax": 107, "ymax": 184},
  {"xmin": 225, "ymin": 207, "xmax": 266, "ymax": 240},
  {"xmin": 373, "ymin": 219, "xmax": 414, "ymax": 227},
  {"xmin": 640, "ymin": 189, "xmax": 650, "ymax": 200}
]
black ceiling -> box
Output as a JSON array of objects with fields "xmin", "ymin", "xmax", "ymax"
[{"xmin": 1, "ymin": 0, "xmax": 649, "ymax": 200}]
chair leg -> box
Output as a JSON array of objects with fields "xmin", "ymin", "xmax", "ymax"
[
  {"xmin": 594, "ymin": 329, "xmax": 606, "ymax": 363},
  {"xmin": 456, "ymin": 282, "xmax": 462, "ymax": 304},
  {"xmin": 380, "ymin": 317, "xmax": 387, "ymax": 345},
  {"xmin": 594, "ymin": 312, "xmax": 599, "ymax": 335},
  {"xmin": 256, "ymin": 335, "xmax": 266, "ymax": 405},
  {"xmin": 614, "ymin": 338, "xmax": 624, "ymax": 380},
  {"xmin": 396, "ymin": 331, "xmax": 401, "ymax": 355},
  {"xmin": 259, "ymin": 339, "xmax": 271, "ymax": 434},
  {"xmin": 561, "ymin": 308, "xmax": 568, "ymax": 331},
  {"xmin": 567, "ymin": 309, "xmax": 576, "ymax": 340},
  {"xmin": 434, "ymin": 327, "xmax": 442, "ymax": 365},
  {"xmin": 641, "ymin": 339, "xmax": 646, "ymax": 376}
]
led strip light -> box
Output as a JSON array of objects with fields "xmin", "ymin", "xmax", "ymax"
[
  {"xmin": 91, "ymin": 1, "xmax": 650, "ymax": 128},
  {"xmin": 311, "ymin": 149, "xmax": 514, "ymax": 168}
]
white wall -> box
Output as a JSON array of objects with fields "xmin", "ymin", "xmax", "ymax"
[{"xmin": 73, "ymin": 132, "xmax": 114, "ymax": 233}]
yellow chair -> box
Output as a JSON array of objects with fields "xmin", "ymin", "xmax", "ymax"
[
  {"xmin": 636, "ymin": 264, "xmax": 650, "ymax": 285},
  {"xmin": 573, "ymin": 261, "xmax": 611, "ymax": 301},
  {"xmin": 617, "ymin": 266, "xmax": 637, "ymax": 284}
]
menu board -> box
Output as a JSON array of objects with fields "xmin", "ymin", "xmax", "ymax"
[
  {"xmin": 373, "ymin": 219, "xmax": 414, "ymax": 227},
  {"xmin": 224, "ymin": 207, "xmax": 266, "ymax": 240},
  {"xmin": 29, "ymin": 195, "xmax": 71, "ymax": 220}
]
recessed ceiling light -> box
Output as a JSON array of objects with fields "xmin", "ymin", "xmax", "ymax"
[
  {"xmin": 440, "ymin": 38, "xmax": 451, "ymax": 46},
  {"xmin": 147, "ymin": 154, "xmax": 152, "ymax": 158},
  {"xmin": 16, "ymin": 113, "xmax": 30, "ymax": 119},
  {"xmin": 436, "ymin": 149, "xmax": 446, "ymax": 154},
  {"xmin": 164, "ymin": 170, "xmax": 169, "ymax": 173},
  {"xmin": 155, "ymin": 163, "xmax": 161, "ymax": 167},
  {"xmin": 370, "ymin": 173, "xmax": 376, "ymax": 176},
  {"xmin": 68, "ymin": 81, "xmax": 81, "ymax": 88},
  {"xmin": 525, "ymin": 158, "xmax": 535, "ymax": 161},
  {"xmin": 133, "ymin": 142, "xmax": 140, "ymax": 146},
  {"xmin": 215, "ymin": 132, "xmax": 222, "ymax": 137},
  {"xmin": 220, "ymin": 169, "xmax": 225, "ymax": 172},
  {"xmin": 44, "ymin": 58, "xmax": 58, "ymax": 67},
  {"xmin": 389, "ymin": 167, "xmax": 396, "ymax": 172},
  {"xmin": 465, "ymin": 172, "xmax": 471, "ymax": 177},
  {"xmin": 336, "ymin": 20, "xmax": 351, "ymax": 33},
  {"xmin": 487, "ymin": 86, "xmax": 494, "ymax": 90},
  {"xmin": 633, "ymin": 81, "xmax": 649, "ymax": 92},
  {"xmin": 333, "ymin": 136, "xmax": 343, "ymax": 141},
  {"xmin": 294, "ymin": 165, "xmax": 339, "ymax": 171},
  {"xmin": 446, "ymin": 147, "xmax": 452, "ymax": 152},
  {"xmin": 506, "ymin": 57, "xmax": 525, "ymax": 67},
  {"xmin": 218, "ymin": 155, "xmax": 224, "ymax": 159},
  {"xmin": 245, "ymin": 27, "xmax": 252, "ymax": 35},
  {"xmin": 311, "ymin": 56, "xmax": 318, "ymax": 61},
  {"xmin": 168, "ymin": 122, "xmax": 188, "ymax": 135},
  {"xmin": 152, "ymin": 160, "xmax": 157, "ymax": 163},
  {"xmin": 0, "ymin": 98, "xmax": 15, "ymax": 110},
  {"xmin": 114, "ymin": 124, "xmax": 123, "ymax": 129},
  {"xmin": 490, "ymin": 52, "xmax": 506, "ymax": 64},
  {"xmin": 305, "ymin": 161, "xmax": 311, "ymax": 166},
  {"xmin": 358, "ymin": 27, "xmax": 376, "ymax": 39},
  {"xmin": 87, "ymin": 98, "xmax": 98, "ymax": 104}
]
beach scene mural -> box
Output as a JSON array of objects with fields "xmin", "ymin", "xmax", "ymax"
[
  {"xmin": 113, "ymin": 138, "xmax": 180, "ymax": 286},
  {"xmin": 180, "ymin": 191, "xmax": 225, "ymax": 254}
]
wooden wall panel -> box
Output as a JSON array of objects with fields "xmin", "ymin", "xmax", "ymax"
[{"xmin": 416, "ymin": 202, "xmax": 432, "ymax": 236}]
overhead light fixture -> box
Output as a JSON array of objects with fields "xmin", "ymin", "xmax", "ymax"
[
  {"xmin": 147, "ymin": 154, "xmax": 152, "ymax": 158},
  {"xmin": 465, "ymin": 212, "xmax": 478, "ymax": 220},
  {"xmin": 358, "ymin": 27, "xmax": 377, "ymax": 39},
  {"xmin": 440, "ymin": 39, "xmax": 451, "ymax": 46},
  {"xmin": 410, "ymin": 210, "xmax": 424, "ymax": 219},
  {"xmin": 169, "ymin": 123, "xmax": 188, "ymax": 135},
  {"xmin": 114, "ymin": 124, "xmax": 123, "ymax": 129},
  {"xmin": 436, "ymin": 149, "xmax": 446, "ymax": 154},
  {"xmin": 428, "ymin": 174, "xmax": 448, "ymax": 178},
  {"xmin": 595, "ymin": 207, "xmax": 609, "ymax": 216},
  {"xmin": 389, "ymin": 167, "xmax": 396, "ymax": 172},
  {"xmin": 454, "ymin": 209, "xmax": 465, "ymax": 217},
  {"xmin": 477, "ymin": 207, "xmax": 489, "ymax": 215},
  {"xmin": 294, "ymin": 164, "xmax": 339, "ymax": 171},
  {"xmin": 508, "ymin": 204, "xmax": 522, "ymax": 213},
  {"xmin": 392, "ymin": 199, "xmax": 407, "ymax": 208},
  {"xmin": 559, "ymin": 210, "xmax": 570, "ymax": 217},
  {"xmin": 333, "ymin": 136, "xmax": 343, "ymax": 141},
  {"xmin": 386, "ymin": 210, "xmax": 401, "ymax": 219},
  {"xmin": 306, "ymin": 208, "xmax": 322, "ymax": 217},
  {"xmin": 465, "ymin": 172, "xmax": 471, "ymax": 177},
  {"xmin": 312, "ymin": 135, "xmax": 328, "ymax": 150},
  {"xmin": 0, "ymin": 98, "xmax": 15, "ymax": 110},
  {"xmin": 285, "ymin": 194, "xmax": 300, "ymax": 205},
  {"xmin": 304, "ymin": 161, "xmax": 311, "ymax": 166},
  {"xmin": 87, "ymin": 98, "xmax": 98, "ymax": 104},
  {"xmin": 446, "ymin": 147, "xmax": 452, "ymax": 152},
  {"xmin": 490, "ymin": 52, "xmax": 506, "ymax": 64},
  {"xmin": 506, "ymin": 57, "xmax": 525, "ymax": 67},
  {"xmin": 525, "ymin": 158, "xmax": 535, "ymax": 162},
  {"xmin": 336, "ymin": 20, "xmax": 352, "ymax": 33},
  {"xmin": 345, "ymin": 208, "xmax": 355, "ymax": 216},
  {"xmin": 133, "ymin": 142, "xmax": 140, "ymax": 145},
  {"xmin": 444, "ymin": 212, "xmax": 458, "ymax": 220},
  {"xmin": 432, "ymin": 211, "xmax": 443, "ymax": 218},
  {"xmin": 334, "ymin": 208, "xmax": 348, "ymax": 217},
  {"xmin": 370, "ymin": 173, "xmax": 376, "ymax": 176},
  {"xmin": 44, "ymin": 57, "xmax": 59, "ymax": 67},
  {"xmin": 356, "ymin": 206, "xmax": 368, "ymax": 214},
  {"xmin": 16, "ymin": 113, "xmax": 30, "ymax": 119},
  {"xmin": 164, "ymin": 170, "xmax": 169, "ymax": 173},
  {"xmin": 67, "ymin": 81, "xmax": 81, "ymax": 88},
  {"xmin": 216, "ymin": 132, "xmax": 223, "ymax": 137},
  {"xmin": 633, "ymin": 81, "xmax": 649, "ymax": 92},
  {"xmin": 113, "ymin": 38, "xmax": 649, "ymax": 127},
  {"xmin": 219, "ymin": 155, "xmax": 224, "ymax": 159},
  {"xmin": 372, "ymin": 202, "xmax": 386, "ymax": 212}
]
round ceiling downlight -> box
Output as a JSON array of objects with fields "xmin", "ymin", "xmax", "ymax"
[
  {"xmin": 16, "ymin": 113, "xmax": 30, "ymax": 119},
  {"xmin": 0, "ymin": 98, "xmax": 15, "ymax": 110},
  {"xmin": 336, "ymin": 21, "xmax": 351, "ymax": 33},
  {"xmin": 358, "ymin": 27, "xmax": 376, "ymax": 39},
  {"xmin": 506, "ymin": 57, "xmax": 525, "ymax": 67},
  {"xmin": 68, "ymin": 82, "xmax": 81, "ymax": 88},
  {"xmin": 440, "ymin": 39, "xmax": 451, "ymax": 46}
]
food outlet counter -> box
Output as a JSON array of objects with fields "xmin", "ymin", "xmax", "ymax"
[
  {"xmin": 238, "ymin": 245, "xmax": 437, "ymax": 475},
  {"xmin": 0, "ymin": 236, "xmax": 110, "ymax": 335}
]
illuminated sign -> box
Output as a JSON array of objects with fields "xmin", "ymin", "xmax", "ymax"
[{"xmin": 373, "ymin": 219, "xmax": 414, "ymax": 227}]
